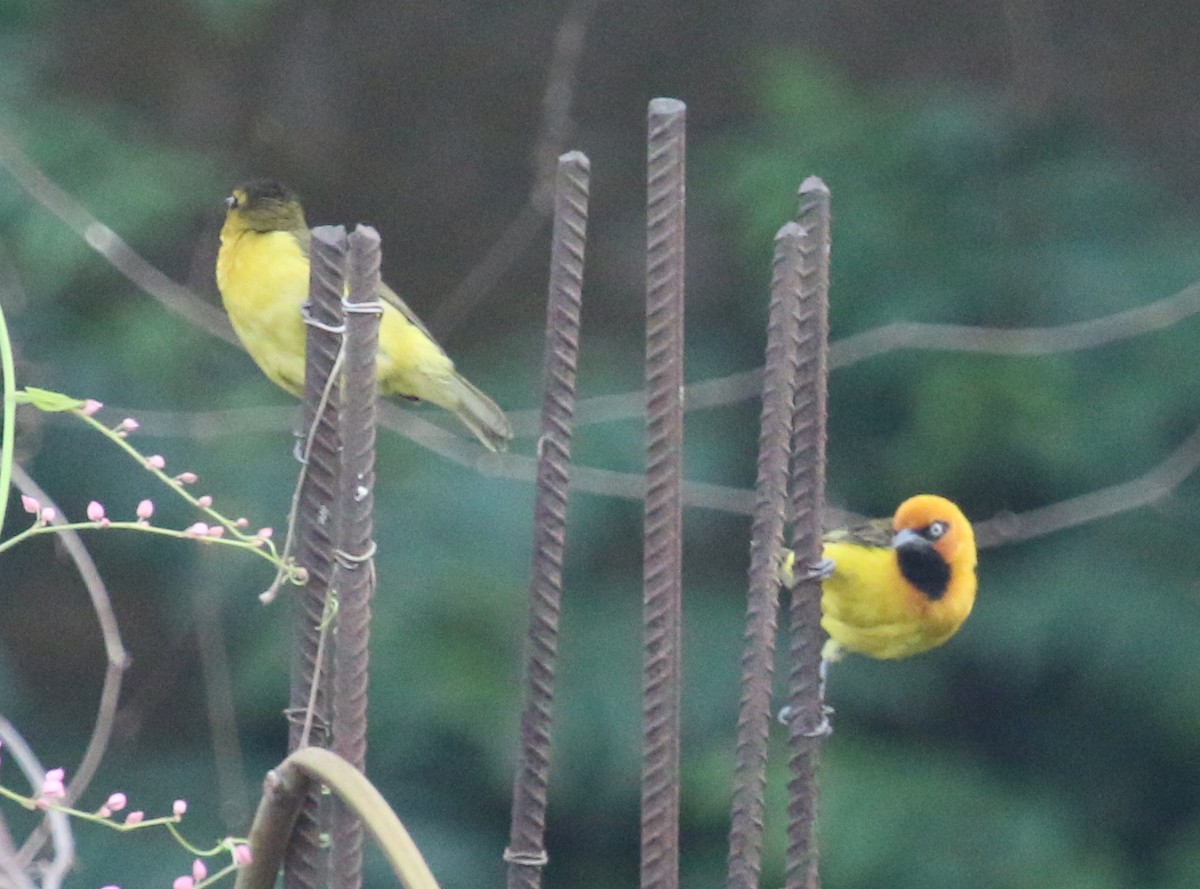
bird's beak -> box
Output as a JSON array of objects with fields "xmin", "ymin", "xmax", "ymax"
[{"xmin": 891, "ymin": 528, "xmax": 928, "ymax": 550}]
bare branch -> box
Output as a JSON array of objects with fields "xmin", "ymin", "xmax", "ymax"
[
  {"xmin": 0, "ymin": 130, "xmax": 235, "ymax": 345},
  {"xmin": 10, "ymin": 465, "xmax": 128, "ymax": 872},
  {"xmin": 431, "ymin": 0, "xmax": 600, "ymax": 335}
]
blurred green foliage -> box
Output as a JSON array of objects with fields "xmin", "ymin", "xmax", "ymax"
[{"xmin": 0, "ymin": 7, "xmax": 1199, "ymax": 888}]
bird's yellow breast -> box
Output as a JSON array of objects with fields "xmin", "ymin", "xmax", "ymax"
[
  {"xmin": 216, "ymin": 227, "xmax": 311, "ymax": 395},
  {"xmin": 820, "ymin": 539, "xmax": 975, "ymax": 659}
]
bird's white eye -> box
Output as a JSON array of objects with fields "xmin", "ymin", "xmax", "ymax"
[{"xmin": 927, "ymin": 520, "xmax": 948, "ymax": 539}]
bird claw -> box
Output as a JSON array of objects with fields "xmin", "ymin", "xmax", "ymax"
[{"xmin": 779, "ymin": 551, "xmax": 836, "ymax": 588}]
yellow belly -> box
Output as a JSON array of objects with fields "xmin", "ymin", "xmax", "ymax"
[
  {"xmin": 820, "ymin": 540, "xmax": 966, "ymax": 659},
  {"xmin": 216, "ymin": 229, "xmax": 459, "ymax": 406},
  {"xmin": 216, "ymin": 229, "xmax": 310, "ymax": 395}
]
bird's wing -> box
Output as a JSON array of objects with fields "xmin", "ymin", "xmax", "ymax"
[
  {"xmin": 376, "ymin": 281, "xmax": 440, "ymax": 345},
  {"xmin": 296, "ymin": 226, "xmax": 443, "ymax": 348},
  {"xmin": 824, "ymin": 516, "xmax": 893, "ymax": 548}
]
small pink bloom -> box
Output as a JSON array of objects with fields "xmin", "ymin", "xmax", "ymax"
[
  {"xmin": 123, "ymin": 810, "xmax": 144, "ymax": 825},
  {"xmin": 39, "ymin": 507, "xmax": 56, "ymax": 524},
  {"xmin": 186, "ymin": 523, "xmax": 209, "ymax": 537},
  {"xmin": 119, "ymin": 417, "xmax": 139, "ymax": 432},
  {"xmin": 40, "ymin": 768, "xmax": 66, "ymax": 800},
  {"xmin": 233, "ymin": 844, "xmax": 253, "ymax": 867},
  {"xmin": 145, "ymin": 455, "xmax": 166, "ymax": 470},
  {"xmin": 21, "ymin": 495, "xmax": 39, "ymax": 514},
  {"xmin": 104, "ymin": 792, "xmax": 127, "ymax": 812},
  {"xmin": 87, "ymin": 501, "xmax": 106, "ymax": 522},
  {"xmin": 197, "ymin": 495, "xmax": 213, "ymax": 508},
  {"xmin": 175, "ymin": 472, "xmax": 197, "ymax": 485},
  {"xmin": 173, "ymin": 799, "xmax": 188, "ymax": 817},
  {"xmin": 257, "ymin": 527, "xmax": 274, "ymax": 540},
  {"xmin": 82, "ymin": 399, "xmax": 103, "ymax": 415},
  {"xmin": 136, "ymin": 500, "xmax": 154, "ymax": 521},
  {"xmin": 172, "ymin": 878, "xmax": 194, "ymax": 889},
  {"xmin": 192, "ymin": 859, "xmax": 207, "ymax": 881},
  {"xmin": 206, "ymin": 526, "xmax": 225, "ymax": 539},
  {"xmin": 235, "ymin": 517, "xmax": 249, "ymax": 528}
]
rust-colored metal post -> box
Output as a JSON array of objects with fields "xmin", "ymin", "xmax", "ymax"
[
  {"xmin": 642, "ymin": 97, "xmax": 686, "ymax": 889},
  {"xmin": 727, "ymin": 221, "xmax": 807, "ymax": 889},
  {"xmin": 505, "ymin": 151, "xmax": 590, "ymax": 889},
  {"xmin": 329, "ymin": 225, "xmax": 382, "ymax": 889},
  {"xmin": 286, "ymin": 224, "xmax": 348, "ymax": 889},
  {"xmin": 783, "ymin": 178, "xmax": 832, "ymax": 889}
]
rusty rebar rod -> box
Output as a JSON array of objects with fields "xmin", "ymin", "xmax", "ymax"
[
  {"xmin": 505, "ymin": 151, "xmax": 590, "ymax": 889},
  {"xmin": 727, "ymin": 221, "xmax": 806, "ymax": 889},
  {"xmin": 285, "ymin": 224, "xmax": 347, "ymax": 889},
  {"xmin": 642, "ymin": 97, "xmax": 686, "ymax": 889},
  {"xmin": 329, "ymin": 225, "xmax": 383, "ymax": 889},
  {"xmin": 783, "ymin": 178, "xmax": 832, "ymax": 889}
]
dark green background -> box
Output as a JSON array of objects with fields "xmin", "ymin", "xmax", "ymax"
[{"xmin": 2, "ymin": 1, "xmax": 1199, "ymax": 886}]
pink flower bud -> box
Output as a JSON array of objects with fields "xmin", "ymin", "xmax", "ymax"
[
  {"xmin": 172, "ymin": 878, "xmax": 194, "ymax": 889},
  {"xmin": 186, "ymin": 523, "xmax": 209, "ymax": 537},
  {"xmin": 207, "ymin": 526, "xmax": 225, "ymax": 539},
  {"xmin": 136, "ymin": 500, "xmax": 154, "ymax": 521},
  {"xmin": 175, "ymin": 472, "xmax": 197, "ymax": 485},
  {"xmin": 257, "ymin": 527, "xmax": 274, "ymax": 540},
  {"xmin": 173, "ymin": 799, "xmax": 188, "ymax": 817},
  {"xmin": 40, "ymin": 768, "xmax": 65, "ymax": 800},
  {"xmin": 235, "ymin": 517, "xmax": 249, "ymax": 528},
  {"xmin": 21, "ymin": 495, "xmax": 39, "ymax": 514},
  {"xmin": 39, "ymin": 507, "xmax": 56, "ymax": 524},
  {"xmin": 233, "ymin": 844, "xmax": 253, "ymax": 867},
  {"xmin": 104, "ymin": 792, "xmax": 127, "ymax": 812},
  {"xmin": 82, "ymin": 399, "xmax": 103, "ymax": 415},
  {"xmin": 123, "ymin": 810, "xmax": 144, "ymax": 825},
  {"xmin": 119, "ymin": 417, "xmax": 139, "ymax": 432},
  {"xmin": 192, "ymin": 859, "xmax": 207, "ymax": 881},
  {"xmin": 197, "ymin": 495, "xmax": 213, "ymax": 508},
  {"xmin": 87, "ymin": 501, "xmax": 106, "ymax": 522},
  {"xmin": 145, "ymin": 455, "xmax": 166, "ymax": 470}
]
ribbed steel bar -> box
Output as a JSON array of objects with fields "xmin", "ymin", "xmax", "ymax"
[
  {"xmin": 284, "ymin": 223, "xmax": 346, "ymax": 889},
  {"xmin": 505, "ymin": 151, "xmax": 590, "ymax": 889},
  {"xmin": 329, "ymin": 224, "xmax": 382, "ymax": 889},
  {"xmin": 783, "ymin": 178, "xmax": 832, "ymax": 889},
  {"xmin": 726, "ymin": 222, "xmax": 805, "ymax": 889},
  {"xmin": 642, "ymin": 97, "xmax": 686, "ymax": 889}
]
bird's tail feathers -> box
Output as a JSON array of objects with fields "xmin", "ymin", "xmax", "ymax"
[{"xmin": 449, "ymin": 373, "xmax": 513, "ymax": 453}]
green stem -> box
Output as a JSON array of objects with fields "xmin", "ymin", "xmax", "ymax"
[{"xmin": 0, "ymin": 297, "xmax": 16, "ymax": 536}]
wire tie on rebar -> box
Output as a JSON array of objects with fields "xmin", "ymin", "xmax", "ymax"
[
  {"xmin": 334, "ymin": 540, "xmax": 377, "ymax": 569},
  {"xmin": 301, "ymin": 304, "xmax": 347, "ymax": 334},
  {"xmin": 341, "ymin": 296, "xmax": 384, "ymax": 316},
  {"xmin": 502, "ymin": 847, "xmax": 549, "ymax": 868},
  {"xmin": 282, "ymin": 707, "xmax": 331, "ymax": 742},
  {"xmin": 292, "ymin": 438, "xmax": 308, "ymax": 465},
  {"xmin": 776, "ymin": 704, "xmax": 834, "ymax": 738}
]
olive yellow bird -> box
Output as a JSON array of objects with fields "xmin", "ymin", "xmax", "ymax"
[
  {"xmin": 785, "ymin": 494, "xmax": 977, "ymax": 660},
  {"xmin": 215, "ymin": 180, "xmax": 513, "ymax": 452}
]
